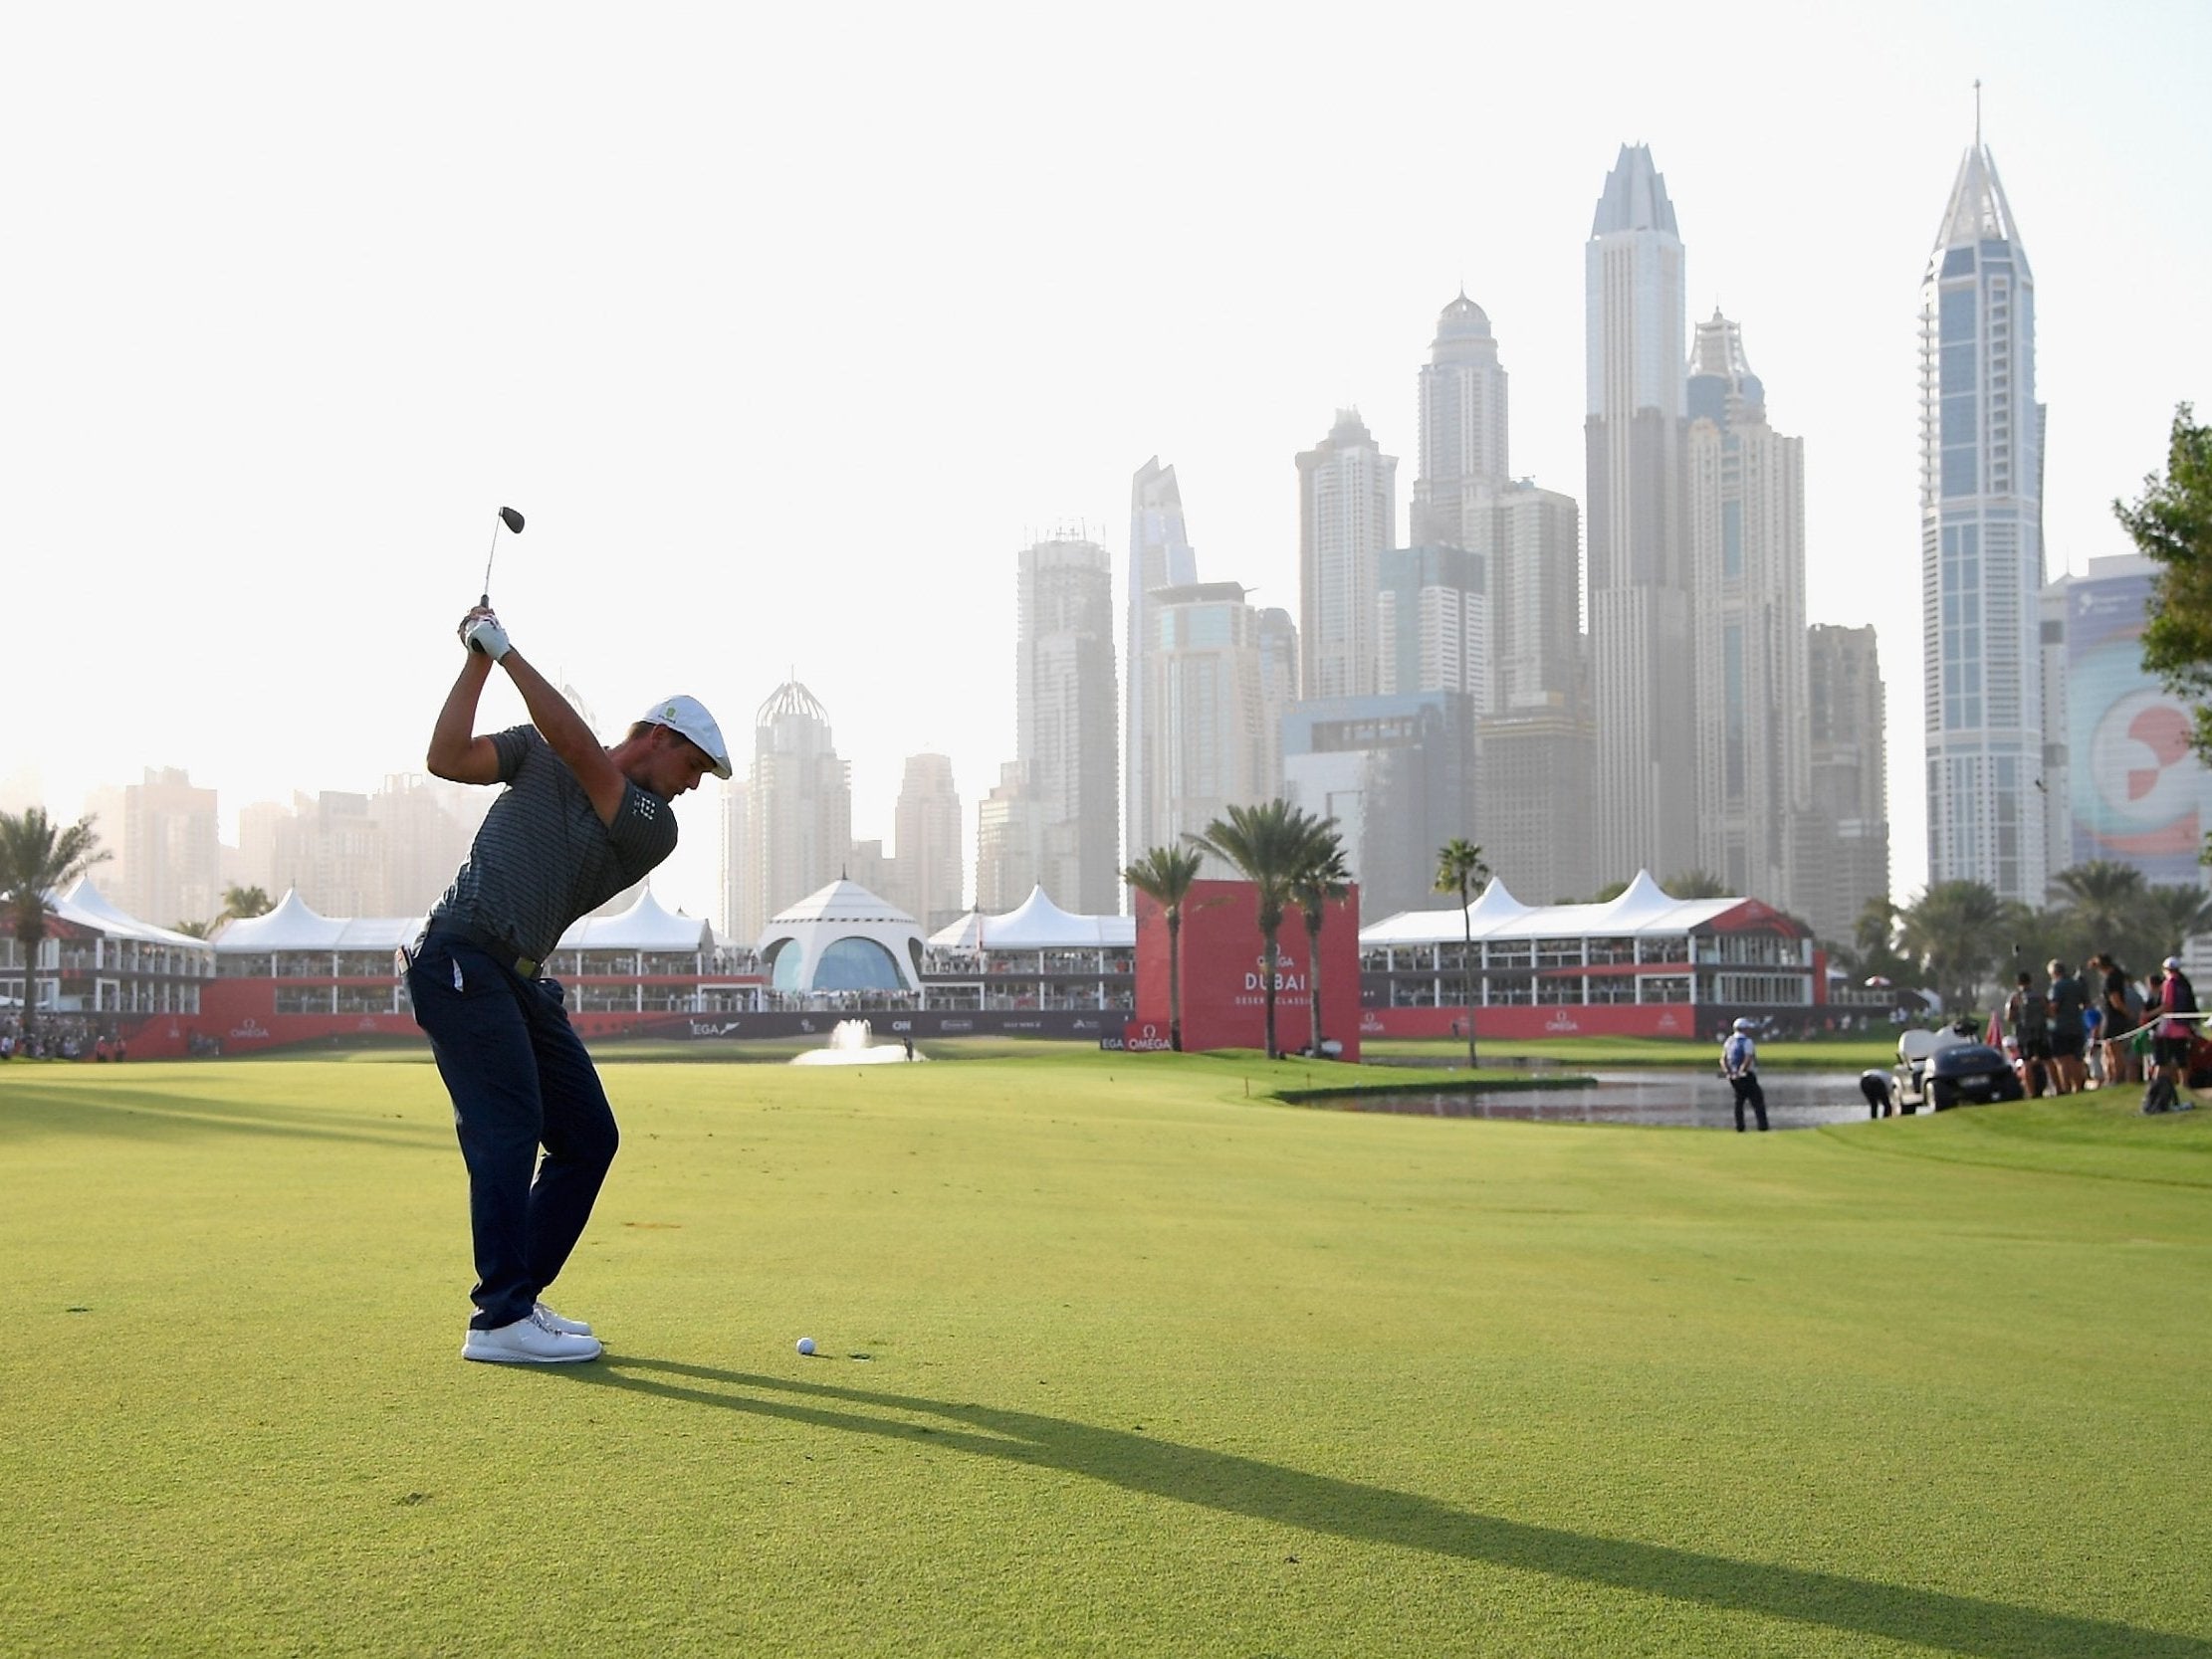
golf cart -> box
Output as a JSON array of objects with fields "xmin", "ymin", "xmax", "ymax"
[{"xmin": 1893, "ymin": 1020, "xmax": 2025, "ymax": 1113}]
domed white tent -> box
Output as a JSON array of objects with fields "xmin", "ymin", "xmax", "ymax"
[{"xmin": 758, "ymin": 880, "xmax": 924, "ymax": 994}]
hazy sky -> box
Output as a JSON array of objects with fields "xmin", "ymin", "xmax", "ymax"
[{"xmin": 7, "ymin": 3, "xmax": 2209, "ymax": 927}]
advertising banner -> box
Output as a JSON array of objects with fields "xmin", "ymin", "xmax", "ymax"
[
  {"xmin": 1132, "ymin": 879, "xmax": 1362, "ymax": 1059},
  {"xmin": 2069, "ymin": 568, "xmax": 2212, "ymax": 879}
]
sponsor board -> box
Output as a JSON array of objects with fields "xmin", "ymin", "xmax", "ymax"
[
  {"xmin": 1097, "ymin": 1034, "xmax": 1126, "ymax": 1051},
  {"xmin": 1122, "ymin": 1021, "xmax": 1174, "ymax": 1053}
]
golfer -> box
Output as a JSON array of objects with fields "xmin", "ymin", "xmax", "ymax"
[
  {"xmin": 409, "ymin": 603, "xmax": 730, "ymax": 1363},
  {"xmin": 1721, "ymin": 1016, "xmax": 1769, "ymax": 1133}
]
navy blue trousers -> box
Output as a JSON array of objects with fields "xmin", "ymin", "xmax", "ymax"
[
  {"xmin": 407, "ymin": 935, "xmax": 618, "ymax": 1330},
  {"xmin": 1729, "ymin": 1073, "xmax": 1769, "ymax": 1132}
]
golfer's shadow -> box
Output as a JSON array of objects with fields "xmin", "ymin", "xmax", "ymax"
[{"xmin": 555, "ymin": 1355, "xmax": 2206, "ymax": 1659}]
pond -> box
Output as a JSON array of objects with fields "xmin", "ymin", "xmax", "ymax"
[{"xmin": 1324, "ymin": 1070, "xmax": 1884, "ymax": 1131}]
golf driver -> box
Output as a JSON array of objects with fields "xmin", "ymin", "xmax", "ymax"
[
  {"xmin": 481, "ymin": 506, "xmax": 525, "ymax": 607},
  {"xmin": 470, "ymin": 508, "xmax": 525, "ymax": 654}
]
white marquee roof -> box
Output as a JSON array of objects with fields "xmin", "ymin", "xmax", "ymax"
[
  {"xmin": 927, "ymin": 885, "xmax": 1133, "ymax": 950},
  {"xmin": 1361, "ymin": 870, "xmax": 1751, "ymax": 947},
  {"xmin": 214, "ymin": 886, "xmax": 713, "ymax": 954},
  {"xmin": 51, "ymin": 878, "xmax": 215, "ymax": 951}
]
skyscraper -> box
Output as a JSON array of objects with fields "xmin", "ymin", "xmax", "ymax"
[
  {"xmin": 120, "ymin": 767, "xmax": 219, "ymax": 930},
  {"xmin": 1685, "ymin": 310, "xmax": 1809, "ymax": 905},
  {"xmin": 892, "ymin": 751, "xmax": 964, "ymax": 932},
  {"xmin": 1804, "ymin": 624, "xmax": 1891, "ymax": 943},
  {"xmin": 741, "ymin": 681, "xmax": 852, "ymax": 942},
  {"xmin": 975, "ymin": 761, "xmax": 1040, "ymax": 913},
  {"xmin": 1297, "ymin": 409, "xmax": 1398, "ymax": 702},
  {"xmin": 1141, "ymin": 582, "xmax": 1275, "ymax": 860},
  {"xmin": 1920, "ymin": 132, "xmax": 2046, "ymax": 902},
  {"xmin": 1126, "ymin": 459, "xmax": 1199, "ymax": 875},
  {"xmin": 1016, "ymin": 534, "xmax": 1120, "ymax": 913},
  {"xmin": 1586, "ymin": 143, "xmax": 1697, "ymax": 885},
  {"xmin": 1466, "ymin": 482, "xmax": 1593, "ymax": 904},
  {"xmin": 1375, "ymin": 543, "xmax": 1489, "ymax": 707},
  {"xmin": 1411, "ymin": 293, "xmax": 1509, "ymax": 550}
]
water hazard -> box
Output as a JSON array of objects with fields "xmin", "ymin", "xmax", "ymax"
[{"xmin": 1325, "ymin": 1071, "xmax": 1883, "ymax": 1131}]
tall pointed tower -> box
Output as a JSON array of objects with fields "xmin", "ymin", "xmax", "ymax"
[
  {"xmin": 1919, "ymin": 132, "xmax": 2044, "ymax": 902},
  {"xmin": 1126, "ymin": 458, "xmax": 1198, "ymax": 877},
  {"xmin": 1585, "ymin": 143, "xmax": 1697, "ymax": 886}
]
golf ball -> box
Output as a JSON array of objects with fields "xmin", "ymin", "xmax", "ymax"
[{"xmin": 796, "ymin": 1337, "xmax": 816, "ymax": 1355}]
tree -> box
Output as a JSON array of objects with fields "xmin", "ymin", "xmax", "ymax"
[
  {"xmin": 1122, "ymin": 845, "xmax": 1207, "ymax": 1052},
  {"xmin": 2048, "ymin": 861, "xmax": 2150, "ymax": 968},
  {"xmin": 172, "ymin": 919, "xmax": 214, "ymax": 939},
  {"xmin": 1188, "ymin": 800, "xmax": 1335, "ymax": 1061},
  {"xmin": 1434, "ymin": 838, "xmax": 1491, "ymax": 1069},
  {"xmin": 0, "ymin": 807, "xmax": 110, "ymax": 1040},
  {"xmin": 1290, "ymin": 836, "xmax": 1351, "ymax": 1059},
  {"xmin": 1660, "ymin": 870, "xmax": 1730, "ymax": 900},
  {"xmin": 1896, "ymin": 880, "xmax": 2008, "ymax": 1014},
  {"xmin": 2137, "ymin": 883, "xmax": 2212, "ymax": 964},
  {"xmin": 2118, "ymin": 404, "xmax": 2212, "ymax": 776},
  {"xmin": 220, "ymin": 885, "xmax": 274, "ymax": 924}
]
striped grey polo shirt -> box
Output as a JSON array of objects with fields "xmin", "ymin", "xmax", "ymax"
[{"xmin": 430, "ymin": 726, "xmax": 678, "ymax": 965}]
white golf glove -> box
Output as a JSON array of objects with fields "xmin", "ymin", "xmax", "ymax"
[{"xmin": 462, "ymin": 613, "xmax": 511, "ymax": 661}]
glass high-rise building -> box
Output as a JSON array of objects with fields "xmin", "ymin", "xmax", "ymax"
[
  {"xmin": 1685, "ymin": 310, "xmax": 1808, "ymax": 907},
  {"xmin": 1296, "ymin": 409, "xmax": 1397, "ymax": 702},
  {"xmin": 1125, "ymin": 458, "xmax": 1199, "ymax": 876},
  {"xmin": 741, "ymin": 681, "xmax": 852, "ymax": 943},
  {"xmin": 1016, "ymin": 534, "xmax": 1120, "ymax": 914},
  {"xmin": 1585, "ymin": 143, "xmax": 1697, "ymax": 887},
  {"xmin": 1411, "ymin": 293, "xmax": 1508, "ymax": 550},
  {"xmin": 1920, "ymin": 134, "xmax": 2045, "ymax": 902}
]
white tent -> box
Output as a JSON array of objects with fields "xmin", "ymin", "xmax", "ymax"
[
  {"xmin": 562, "ymin": 888, "xmax": 712, "ymax": 952},
  {"xmin": 1360, "ymin": 870, "xmax": 1745, "ymax": 948},
  {"xmin": 927, "ymin": 885, "xmax": 1132, "ymax": 951},
  {"xmin": 53, "ymin": 877, "xmax": 219, "ymax": 950},
  {"xmin": 213, "ymin": 886, "xmax": 714, "ymax": 957},
  {"xmin": 757, "ymin": 879, "xmax": 924, "ymax": 992}
]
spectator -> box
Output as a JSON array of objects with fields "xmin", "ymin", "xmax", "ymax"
[
  {"xmin": 2094, "ymin": 953, "xmax": 2138, "ymax": 1086},
  {"xmin": 2147, "ymin": 955, "xmax": 2200, "ymax": 1116},
  {"xmin": 2045, "ymin": 959, "xmax": 2090, "ymax": 1095},
  {"xmin": 2005, "ymin": 971, "xmax": 2051, "ymax": 1098},
  {"xmin": 1858, "ymin": 1069, "xmax": 1892, "ymax": 1119}
]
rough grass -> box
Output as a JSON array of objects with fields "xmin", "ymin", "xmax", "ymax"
[{"xmin": 3, "ymin": 1052, "xmax": 2208, "ymax": 1657}]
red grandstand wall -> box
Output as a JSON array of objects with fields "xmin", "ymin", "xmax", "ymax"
[{"xmin": 1131, "ymin": 880, "xmax": 1361, "ymax": 1059}]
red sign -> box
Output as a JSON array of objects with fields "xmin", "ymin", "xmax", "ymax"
[{"xmin": 1132, "ymin": 879, "xmax": 1361, "ymax": 1060}]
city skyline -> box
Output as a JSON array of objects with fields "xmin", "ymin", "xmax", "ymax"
[{"xmin": 8, "ymin": 5, "xmax": 2209, "ymax": 927}]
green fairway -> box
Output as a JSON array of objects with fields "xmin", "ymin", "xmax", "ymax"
[{"xmin": 4, "ymin": 1053, "xmax": 2208, "ymax": 1657}]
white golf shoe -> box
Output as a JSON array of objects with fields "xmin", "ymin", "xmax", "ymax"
[
  {"xmin": 533, "ymin": 1301, "xmax": 594, "ymax": 1338},
  {"xmin": 461, "ymin": 1309, "xmax": 602, "ymax": 1364}
]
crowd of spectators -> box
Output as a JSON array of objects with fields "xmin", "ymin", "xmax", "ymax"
[{"xmin": 0, "ymin": 1015, "xmax": 127, "ymax": 1062}]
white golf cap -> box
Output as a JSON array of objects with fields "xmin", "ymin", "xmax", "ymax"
[
  {"xmin": 2164, "ymin": 954, "xmax": 2183, "ymax": 970},
  {"xmin": 641, "ymin": 695, "xmax": 733, "ymax": 779},
  {"xmin": 1732, "ymin": 1017, "xmax": 1755, "ymax": 1031}
]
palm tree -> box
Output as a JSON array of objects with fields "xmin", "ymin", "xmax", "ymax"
[
  {"xmin": 0, "ymin": 807, "xmax": 110, "ymax": 1042},
  {"xmin": 1188, "ymin": 800, "xmax": 1334, "ymax": 1061},
  {"xmin": 1896, "ymin": 880, "xmax": 2008, "ymax": 1014},
  {"xmin": 1435, "ymin": 838, "xmax": 1491, "ymax": 1069},
  {"xmin": 220, "ymin": 885, "xmax": 274, "ymax": 924},
  {"xmin": 1290, "ymin": 837, "xmax": 1351, "ymax": 1059},
  {"xmin": 2049, "ymin": 861, "xmax": 2149, "ymax": 965},
  {"xmin": 1661, "ymin": 870, "xmax": 1730, "ymax": 900},
  {"xmin": 1122, "ymin": 845, "xmax": 1207, "ymax": 1052},
  {"xmin": 2137, "ymin": 884, "xmax": 2212, "ymax": 964}
]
